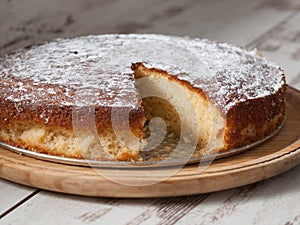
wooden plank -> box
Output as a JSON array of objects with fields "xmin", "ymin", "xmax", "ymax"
[
  {"xmin": 248, "ymin": 11, "xmax": 300, "ymax": 89},
  {"xmin": 0, "ymin": 179, "xmax": 36, "ymax": 216},
  {"xmin": 0, "ymin": 192, "xmax": 155, "ymax": 225},
  {"xmin": 1, "ymin": 0, "xmax": 300, "ymax": 54},
  {"xmin": 138, "ymin": 0, "xmax": 300, "ymax": 45},
  {"xmin": 174, "ymin": 165, "xmax": 300, "ymax": 225},
  {"xmin": 0, "ymin": 0, "xmax": 114, "ymax": 53}
]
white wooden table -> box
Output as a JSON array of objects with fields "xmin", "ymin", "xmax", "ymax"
[{"xmin": 0, "ymin": 0, "xmax": 300, "ymax": 224}]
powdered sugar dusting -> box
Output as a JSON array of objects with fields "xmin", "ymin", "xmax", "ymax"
[{"xmin": 0, "ymin": 34, "xmax": 285, "ymax": 113}]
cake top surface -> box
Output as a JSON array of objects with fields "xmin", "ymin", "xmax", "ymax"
[{"xmin": 0, "ymin": 34, "xmax": 285, "ymax": 111}]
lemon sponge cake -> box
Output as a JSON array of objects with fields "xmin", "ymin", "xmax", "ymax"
[{"xmin": 0, "ymin": 34, "xmax": 286, "ymax": 161}]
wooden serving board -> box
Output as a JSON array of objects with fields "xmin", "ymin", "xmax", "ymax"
[{"xmin": 0, "ymin": 86, "xmax": 300, "ymax": 198}]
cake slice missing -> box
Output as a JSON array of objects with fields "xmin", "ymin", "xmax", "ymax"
[
  {"xmin": 0, "ymin": 34, "xmax": 286, "ymax": 162},
  {"xmin": 132, "ymin": 63, "xmax": 226, "ymax": 155}
]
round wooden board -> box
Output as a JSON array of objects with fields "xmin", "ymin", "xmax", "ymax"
[{"xmin": 0, "ymin": 86, "xmax": 300, "ymax": 198}]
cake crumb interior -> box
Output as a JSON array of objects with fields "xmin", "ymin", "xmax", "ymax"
[{"xmin": 132, "ymin": 63, "xmax": 226, "ymax": 155}]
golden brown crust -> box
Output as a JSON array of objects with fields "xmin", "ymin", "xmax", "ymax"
[
  {"xmin": 0, "ymin": 97, "xmax": 145, "ymax": 138},
  {"xmin": 223, "ymin": 86, "xmax": 286, "ymax": 150}
]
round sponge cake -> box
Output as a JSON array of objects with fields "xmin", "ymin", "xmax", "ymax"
[{"xmin": 0, "ymin": 34, "xmax": 286, "ymax": 161}]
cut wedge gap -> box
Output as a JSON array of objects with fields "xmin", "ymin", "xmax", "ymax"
[{"xmin": 132, "ymin": 62, "xmax": 226, "ymax": 158}]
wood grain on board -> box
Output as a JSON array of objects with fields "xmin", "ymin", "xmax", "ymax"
[{"xmin": 1, "ymin": 162, "xmax": 300, "ymax": 225}]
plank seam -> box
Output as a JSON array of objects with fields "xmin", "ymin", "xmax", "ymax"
[
  {"xmin": 246, "ymin": 10, "xmax": 299, "ymax": 48},
  {"xmin": 0, "ymin": 189, "xmax": 40, "ymax": 219}
]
